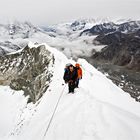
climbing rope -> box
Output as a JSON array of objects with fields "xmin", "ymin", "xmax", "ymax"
[{"xmin": 43, "ymin": 84, "xmax": 66, "ymax": 140}]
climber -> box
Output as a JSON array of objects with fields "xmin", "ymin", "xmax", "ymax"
[
  {"xmin": 75, "ymin": 63, "xmax": 82, "ymax": 88},
  {"xmin": 64, "ymin": 63, "xmax": 72, "ymax": 72},
  {"xmin": 63, "ymin": 64, "xmax": 78, "ymax": 93}
]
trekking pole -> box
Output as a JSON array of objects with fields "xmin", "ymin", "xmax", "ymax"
[{"xmin": 43, "ymin": 84, "xmax": 66, "ymax": 140}]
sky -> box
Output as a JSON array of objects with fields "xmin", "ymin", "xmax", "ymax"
[{"xmin": 0, "ymin": 0, "xmax": 139, "ymax": 25}]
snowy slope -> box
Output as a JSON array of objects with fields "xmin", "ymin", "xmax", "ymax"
[{"xmin": 0, "ymin": 43, "xmax": 140, "ymax": 140}]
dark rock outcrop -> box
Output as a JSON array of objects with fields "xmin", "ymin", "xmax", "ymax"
[
  {"xmin": 80, "ymin": 22, "xmax": 117, "ymax": 36},
  {"xmin": 0, "ymin": 45, "xmax": 54, "ymax": 103},
  {"xmin": 70, "ymin": 20, "xmax": 86, "ymax": 31},
  {"xmin": 93, "ymin": 30, "xmax": 140, "ymax": 71}
]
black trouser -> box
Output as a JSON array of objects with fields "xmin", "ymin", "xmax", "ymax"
[
  {"xmin": 68, "ymin": 81, "xmax": 75, "ymax": 93},
  {"xmin": 75, "ymin": 79, "xmax": 79, "ymax": 88}
]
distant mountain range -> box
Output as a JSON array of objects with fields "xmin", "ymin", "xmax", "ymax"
[
  {"xmin": 80, "ymin": 21, "xmax": 140, "ymax": 35},
  {"xmin": 0, "ymin": 19, "xmax": 139, "ymax": 71},
  {"xmin": 0, "ymin": 19, "xmax": 140, "ymax": 71}
]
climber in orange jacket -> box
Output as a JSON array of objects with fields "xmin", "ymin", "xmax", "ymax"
[{"xmin": 75, "ymin": 63, "xmax": 82, "ymax": 88}]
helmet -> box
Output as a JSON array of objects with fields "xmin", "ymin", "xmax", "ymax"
[
  {"xmin": 75, "ymin": 63, "xmax": 80, "ymax": 67},
  {"xmin": 66, "ymin": 63, "xmax": 72, "ymax": 67}
]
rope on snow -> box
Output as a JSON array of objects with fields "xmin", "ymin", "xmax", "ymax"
[{"xmin": 43, "ymin": 84, "xmax": 66, "ymax": 140}]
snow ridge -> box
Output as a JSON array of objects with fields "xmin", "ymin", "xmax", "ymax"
[{"xmin": 0, "ymin": 43, "xmax": 140, "ymax": 140}]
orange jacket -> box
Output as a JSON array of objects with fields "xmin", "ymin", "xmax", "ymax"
[
  {"xmin": 77, "ymin": 67, "xmax": 82, "ymax": 78},
  {"xmin": 75, "ymin": 63, "xmax": 82, "ymax": 79}
]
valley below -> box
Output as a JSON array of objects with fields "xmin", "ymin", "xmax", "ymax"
[{"xmin": 86, "ymin": 57, "xmax": 140, "ymax": 101}]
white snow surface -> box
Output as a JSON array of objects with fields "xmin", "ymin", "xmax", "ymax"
[{"xmin": 0, "ymin": 43, "xmax": 140, "ymax": 140}]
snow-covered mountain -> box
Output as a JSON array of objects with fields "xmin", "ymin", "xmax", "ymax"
[
  {"xmin": 0, "ymin": 21, "xmax": 41, "ymax": 40},
  {"xmin": 0, "ymin": 19, "xmax": 139, "ymax": 101},
  {"xmin": 0, "ymin": 43, "xmax": 140, "ymax": 140},
  {"xmin": 42, "ymin": 18, "xmax": 113, "ymax": 40},
  {"xmin": 80, "ymin": 20, "xmax": 140, "ymax": 36},
  {"xmin": 0, "ymin": 20, "xmax": 104, "ymax": 59},
  {"xmin": 0, "ymin": 21, "xmax": 56, "ymax": 55},
  {"xmin": 1, "ymin": 19, "xmax": 140, "ymax": 59},
  {"xmin": 0, "ymin": 19, "xmax": 140, "ymax": 58},
  {"xmin": 42, "ymin": 19, "xmax": 95, "ymax": 35}
]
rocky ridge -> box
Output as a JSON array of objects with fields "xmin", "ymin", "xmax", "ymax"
[{"xmin": 0, "ymin": 44, "xmax": 54, "ymax": 103}]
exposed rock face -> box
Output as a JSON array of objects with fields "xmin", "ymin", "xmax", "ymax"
[
  {"xmin": 80, "ymin": 22, "xmax": 117, "ymax": 36},
  {"xmin": 70, "ymin": 20, "xmax": 86, "ymax": 31},
  {"xmin": 93, "ymin": 30, "xmax": 140, "ymax": 71},
  {"xmin": 0, "ymin": 45, "xmax": 54, "ymax": 103}
]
